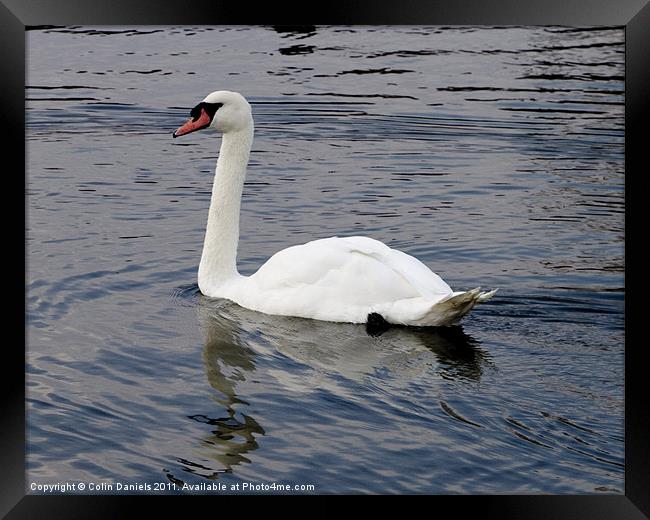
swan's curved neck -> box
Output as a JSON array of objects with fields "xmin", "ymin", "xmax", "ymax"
[{"xmin": 198, "ymin": 124, "xmax": 253, "ymax": 293}]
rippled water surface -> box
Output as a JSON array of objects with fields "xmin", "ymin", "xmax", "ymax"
[{"xmin": 26, "ymin": 26, "xmax": 624, "ymax": 494}]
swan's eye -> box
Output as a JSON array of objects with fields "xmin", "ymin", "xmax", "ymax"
[
  {"xmin": 191, "ymin": 102, "xmax": 223, "ymax": 122},
  {"xmin": 190, "ymin": 105, "xmax": 202, "ymax": 122}
]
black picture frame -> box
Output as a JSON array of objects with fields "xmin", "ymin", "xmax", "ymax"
[{"xmin": 4, "ymin": 0, "xmax": 648, "ymax": 516}]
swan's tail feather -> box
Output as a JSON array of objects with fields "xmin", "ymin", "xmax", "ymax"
[
  {"xmin": 411, "ymin": 287, "xmax": 498, "ymax": 327},
  {"xmin": 477, "ymin": 288, "xmax": 498, "ymax": 302}
]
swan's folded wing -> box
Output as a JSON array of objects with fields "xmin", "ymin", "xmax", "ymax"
[
  {"xmin": 339, "ymin": 236, "xmax": 453, "ymax": 300},
  {"xmin": 250, "ymin": 236, "xmax": 453, "ymax": 302}
]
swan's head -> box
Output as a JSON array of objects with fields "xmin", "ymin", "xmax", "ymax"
[{"xmin": 173, "ymin": 90, "xmax": 252, "ymax": 138}]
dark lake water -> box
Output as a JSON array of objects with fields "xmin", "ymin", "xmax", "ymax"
[{"xmin": 26, "ymin": 25, "xmax": 624, "ymax": 494}]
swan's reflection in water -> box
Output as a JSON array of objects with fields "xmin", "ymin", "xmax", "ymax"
[
  {"xmin": 187, "ymin": 297, "xmax": 490, "ymax": 479},
  {"xmin": 184, "ymin": 305, "xmax": 264, "ymax": 479}
]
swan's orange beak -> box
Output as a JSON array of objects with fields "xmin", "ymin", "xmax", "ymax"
[{"xmin": 173, "ymin": 108, "xmax": 212, "ymax": 138}]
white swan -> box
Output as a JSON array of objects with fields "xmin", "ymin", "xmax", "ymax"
[{"xmin": 173, "ymin": 90, "xmax": 497, "ymax": 327}]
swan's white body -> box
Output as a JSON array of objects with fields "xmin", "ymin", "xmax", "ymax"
[{"xmin": 176, "ymin": 90, "xmax": 496, "ymax": 327}]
